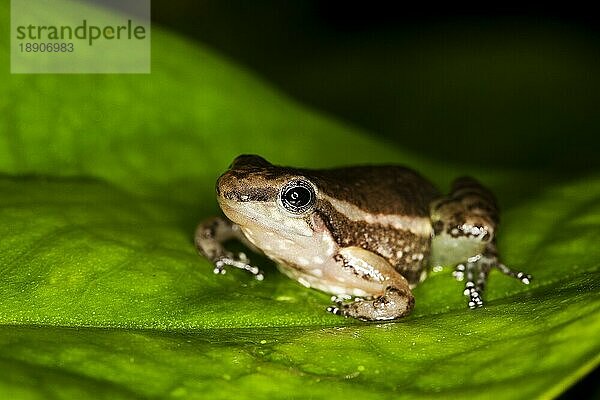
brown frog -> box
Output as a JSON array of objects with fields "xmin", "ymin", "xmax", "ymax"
[{"xmin": 195, "ymin": 155, "xmax": 531, "ymax": 321}]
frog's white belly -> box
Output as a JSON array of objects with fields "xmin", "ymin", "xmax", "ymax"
[{"xmin": 239, "ymin": 224, "xmax": 382, "ymax": 297}]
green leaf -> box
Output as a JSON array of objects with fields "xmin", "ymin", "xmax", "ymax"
[{"xmin": 0, "ymin": 3, "xmax": 598, "ymax": 399}]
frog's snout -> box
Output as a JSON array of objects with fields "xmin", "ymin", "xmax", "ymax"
[
  {"xmin": 215, "ymin": 171, "xmax": 236, "ymax": 199},
  {"xmin": 215, "ymin": 155, "xmax": 284, "ymax": 203}
]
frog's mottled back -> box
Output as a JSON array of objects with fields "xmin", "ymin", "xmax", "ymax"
[{"xmin": 308, "ymin": 166, "xmax": 440, "ymax": 217}]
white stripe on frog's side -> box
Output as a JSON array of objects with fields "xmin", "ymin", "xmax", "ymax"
[{"xmin": 321, "ymin": 194, "xmax": 433, "ymax": 237}]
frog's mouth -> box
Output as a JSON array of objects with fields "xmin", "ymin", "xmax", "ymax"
[{"xmin": 218, "ymin": 198, "xmax": 314, "ymax": 238}]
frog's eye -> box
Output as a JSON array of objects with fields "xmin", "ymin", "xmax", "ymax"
[{"xmin": 279, "ymin": 179, "xmax": 316, "ymax": 214}]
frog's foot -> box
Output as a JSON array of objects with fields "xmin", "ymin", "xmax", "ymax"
[
  {"xmin": 195, "ymin": 216, "xmax": 264, "ymax": 280},
  {"xmin": 213, "ymin": 252, "xmax": 264, "ymax": 281},
  {"xmin": 327, "ymin": 287, "xmax": 415, "ymax": 321},
  {"xmin": 453, "ymin": 245, "xmax": 532, "ymax": 309}
]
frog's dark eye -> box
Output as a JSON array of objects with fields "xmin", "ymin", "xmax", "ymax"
[{"xmin": 279, "ymin": 179, "xmax": 316, "ymax": 214}]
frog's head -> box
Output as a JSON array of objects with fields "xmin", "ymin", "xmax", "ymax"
[{"xmin": 216, "ymin": 155, "xmax": 320, "ymax": 238}]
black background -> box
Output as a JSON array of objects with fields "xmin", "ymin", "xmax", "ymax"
[{"xmin": 152, "ymin": 1, "xmax": 600, "ymax": 175}]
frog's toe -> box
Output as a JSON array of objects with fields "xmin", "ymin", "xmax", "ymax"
[
  {"xmin": 330, "ymin": 294, "xmax": 352, "ymax": 304},
  {"xmin": 213, "ymin": 254, "xmax": 264, "ymax": 280},
  {"xmin": 495, "ymin": 262, "xmax": 532, "ymax": 284},
  {"xmin": 326, "ymin": 305, "xmax": 344, "ymax": 317},
  {"xmin": 326, "ymin": 295, "xmax": 354, "ymax": 317},
  {"xmin": 464, "ymin": 283, "xmax": 484, "ymax": 309}
]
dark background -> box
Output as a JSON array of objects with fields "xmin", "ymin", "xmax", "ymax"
[
  {"xmin": 151, "ymin": 1, "xmax": 600, "ymax": 175},
  {"xmin": 150, "ymin": 1, "xmax": 599, "ymax": 397}
]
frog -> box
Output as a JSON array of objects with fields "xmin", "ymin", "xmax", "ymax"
[{"xmin": 195, "ymin": 155, "xmax": 532, "ymax": 321}]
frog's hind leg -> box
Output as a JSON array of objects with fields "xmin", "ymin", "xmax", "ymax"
[
  {"xmin": 326, "ymin": 246, "xmax": 415, "ymax": 321},
  {"xmin": 455, "ymin": 243, "xmax": 532, "ymax": 308},
  {"xmin": 328, "ymin": 286, "xmax": 415, "ymax": 321},
  {"xmin": 430, "ymin": 177, "xmax": 532, "ymax": 309}
]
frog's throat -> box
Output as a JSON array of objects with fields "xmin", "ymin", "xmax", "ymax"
[{"xmin": 218, "ymin": 198, "xmax": 313, "ymax": 238}]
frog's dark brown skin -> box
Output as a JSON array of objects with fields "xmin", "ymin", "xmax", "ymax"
[{"xmin": 195, "ymin": 155, "xmax": 532, "ymax": 321}]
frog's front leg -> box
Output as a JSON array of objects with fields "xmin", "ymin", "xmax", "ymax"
[
  {"xmin": 195, "ymin": 216, "xmax": 264, "ymax": 280},
  {"xmin": 327, "ymin": 247, "xmax": 415, "ymax": 321},
  {"xmin": 430, "ymin": 177, "xmax": 532, "ymax": 308}
]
